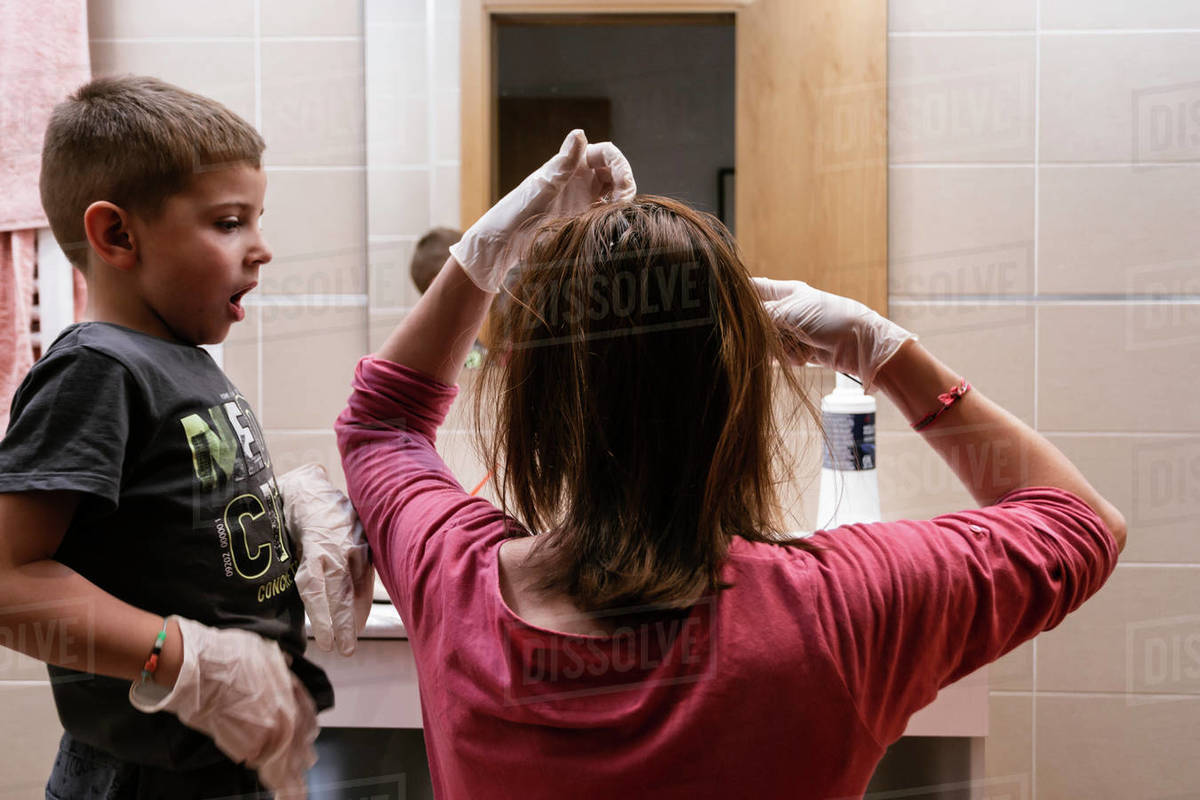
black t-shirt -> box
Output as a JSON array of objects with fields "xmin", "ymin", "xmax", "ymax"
[{"xmin": 0, "ymin": 322, "xmax": 333, "ymax": 769}]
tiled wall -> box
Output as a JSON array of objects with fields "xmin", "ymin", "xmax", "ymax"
[{"xmin": 887, "ymin": 0, "xmax": 1200, "ymax": 797}]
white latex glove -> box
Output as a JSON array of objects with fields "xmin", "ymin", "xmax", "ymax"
[
  {"xmin": 752, "ymin": 277, "xmax": 917, "ymax": 393},
  {"xmin": 279, "ymin": 463, "xmax": 374, "ymax": 656},
  {"xmin": 449, "ymin": 129, "xmax": 637, "ymax": 293},
  {"xmin": 129, "ymin": 616, "xmax": 317, "ymax": 798}
]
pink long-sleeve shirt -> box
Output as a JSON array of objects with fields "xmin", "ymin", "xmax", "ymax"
[{"xmin": 335, "ymin": 356, "xmax": 1119, "ymax": 800}]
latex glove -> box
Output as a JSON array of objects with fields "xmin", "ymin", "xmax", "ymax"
[
  {"xmin": 449, "ymin": 129, "xmax": 637, "ymax": 292},
  {"xmin": 752, "ymin": 277, "xmax": 917, "ymax": 393},
  {"xmin": 129, "ymin": 616, "xmax": 317, "ymax": 798},
  {"xmin": 279, "ymin": 463, "xmax": 374, "ymax": 656}
]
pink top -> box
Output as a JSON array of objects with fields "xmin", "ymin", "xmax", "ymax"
[{"xmin": 336, "ymin": 356, "xmax": 1119, "ymax": 800}]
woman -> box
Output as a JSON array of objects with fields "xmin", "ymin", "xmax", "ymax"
[{"xmin": 336, "ymin": 131, "xmax": 1124, "ymax": 799}]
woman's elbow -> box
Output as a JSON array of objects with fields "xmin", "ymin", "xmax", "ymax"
[{"xmin": 1101, "ymin": 504, "xmax": 1127, "ymax": 556}]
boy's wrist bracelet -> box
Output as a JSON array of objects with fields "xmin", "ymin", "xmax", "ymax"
[
  {"xmin": 912, "ymin": 379, "xmax": 971, "ymax": 432},
  {"xmin": 140, "ymin": 617, "xmax": 169, "ymax": 685}
]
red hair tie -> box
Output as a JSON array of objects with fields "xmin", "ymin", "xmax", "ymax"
[{"xmin": 912, "ymin": 379, "xmax": 971, "ymax": 432}]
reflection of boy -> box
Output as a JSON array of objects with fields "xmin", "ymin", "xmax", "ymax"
[
  {"xmin": 0, "ymin": 76, "xmax": 330, "ymax": 797},
  {"xmin": 411, "ymin": 227, "xmax": 487, "ymax": 368}
]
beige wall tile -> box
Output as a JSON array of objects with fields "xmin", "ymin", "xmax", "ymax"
[
  {"xmin": 365, "ymin": 0, "xmax": 426, "ymax": 28},
  {"xmin": 991, "ymin": 640, "xmax": 1034, "ymax": 692},
  {"xmin": 222, "ymin": 305, "xmax": 261, "ymax": 411},
  {"xmin": 0, "ymin": 647, "xmax": 51, "ymax": 682},
  {"xmin": 88, "ymin": 0, "xmax": 253, "ymax": 39},
  {"xmin": 876, "ymin": 432, "xmax": 978, "ymax": 521},
  {"xmin": 877, "ymin": 303, "xmax": 1035, "ymax": 431},
  {"xmin": 1042, "ymin": 0, "xmax": 1200, "ymax": 30},
  {"xmin": 432, "ymin": 13, "xmax": 460, "ymax": 92},
  {"xmin": 1041, "ymin": 34, "xmax": 1200, "ymax": 163},
  {"xmin": 369, "ymin": 168, "xmax": 431, "ymax": 237},
  {"xmin": 1036, "ymin": 693, "xmax": 1200, "ymax": 799},
  {"xmin": 260, "ymin": 304, "xmax": 367, "ymax": 428},
  {"xmin": 261, "ymin": 169, "xmax": 367, "ymax": 296},
  {"xmin": 889, "ymin": 0, "xmax": 1036, "ymax": 32},
  {"xmin": 0, "ymin": 683, "xmax": 62, "ymax": 796},
  {"xmin": 985, "ymin": 692, "xmax": 1033, "ymax": 797},
  {"xmin": 433, "ymin": 89, "xmax": 461, "ymax": 163},
  {"xmin": 1047, "ymin": 434, "xmax": 1200, "ymax": 564},
  {"xmin": 778, "ymin": 431, "xmax": 824, "ymax": 534},
  {"xmin": 368, "ymin": 239, "xmax": 421, "ymax": 310},
  {"xmin": 890, "ymin": 168, "xmax": 1034, "ymax": 297},
  {"xmin": 369, "ymin": 93, "xmax": 431, "ymax": 168},
  {"xmin": 889, "ymin": 36, "xmax": 1036, "ymax": 163},
  {"xmin": 89, "ymin": 40, "xmax": 255, "ymax": 123},
  {"xmin": 436, "ymin": 430, "xmax": 495, "ymax": 504},
  {"xmin": 430, "ymin": 163, "xmax": 461, "ymax": 229},
  {"xmin": 261, "ymin": 0, "xmax": 362, "ymax": 37},
  {"xmin": 1037, "ymin": 566, "xmax": 1200, "ymax": 695},
  {"xmin": 1039, "ymin": 167, "xmax": 1200, "ymax": 294},
  {"xmin": 268, "ymin": 430, "xmax": 347, "ymax": 493},
  {"xmin": 1038, "ymin": 304, "xmax": 1200, "ymax": 432},
  {"xmin": 261, "ymin": 40, "xmax": 365, "ymax": 167}
]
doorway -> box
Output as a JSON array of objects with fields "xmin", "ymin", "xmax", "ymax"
[{"xmin": 494, "ymin": 15, "xmax": 736, "ymax": 229}]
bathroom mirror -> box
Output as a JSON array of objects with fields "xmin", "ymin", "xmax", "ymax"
[{"xmin": 363, "ymin": 0, "xmax": 887, "ymax": 349}]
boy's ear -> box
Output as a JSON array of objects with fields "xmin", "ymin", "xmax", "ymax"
[{"xmin": 82, "ymin": 201, "xmax": 137, "ymax": 271}]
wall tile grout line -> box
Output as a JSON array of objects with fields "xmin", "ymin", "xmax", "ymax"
[
  {"xmin": 890, "ymin": 29, "xmax": 1200, "ymax": 37},
  {"xmin": 1031, "ymin": 9, "xmax": 1041, "ymax": 795},
  {"xmin": 891, "ymin": 162, "xmax": 1200, "ymax": 168},
  {"xmin": 890, "ymin": 295, "xmax": 1200, "ymax": 304},
  {"xmin": 89, "ymin": 36, "xmax": 362, "ymax": 43}
]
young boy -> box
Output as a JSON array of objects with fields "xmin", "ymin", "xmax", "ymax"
[{"xmin": 0, "ymin": 75, "xmax": 335, "ymax": 799}]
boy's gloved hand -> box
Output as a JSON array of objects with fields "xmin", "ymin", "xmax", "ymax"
[
  {"xmin": 278, "ymin": 463, "xmax": 374, "ymax": 656},
  {"xmin": 752, "ymin": 277, "xmax": 917, "ymax": 393},
  {"xmin": 129, "ymin": 616, "xmax": 317, "ymax": 798},
  {"xmin": 449, "ymin": 128, "xmax": 637, "ymax": 293}
]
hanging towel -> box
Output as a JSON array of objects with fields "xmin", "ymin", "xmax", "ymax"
[
  {"xmin": 0, "ymin": 0, "xmax": 91, "ymax": 232},
  {"xmin": 0, "ymin": 0, "xmax": 90, "ymax": 428},
  {"xmin": 0, "ymin": 232, "xmax": 36, "ymax": 430}
]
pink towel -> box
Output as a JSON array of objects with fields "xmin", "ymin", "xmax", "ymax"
[
  {"xmin": 0, "ymin": 232, "xmax": 36, "ymax": 430},
  {"xmin": 0, "ymin": 0, "xmax": 89, "ymax": 429},
  {"xmin": 0, "ymin": 0, "xmax": 90, "ymax": 232}
]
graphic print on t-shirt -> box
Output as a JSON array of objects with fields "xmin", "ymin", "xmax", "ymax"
[{"xmin": 180, "ymin": 392, "xmax": 294, "ymax": 594}]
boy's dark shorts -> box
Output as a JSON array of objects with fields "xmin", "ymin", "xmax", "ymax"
[{"xmin": 45, "ymin": 732, "xmax": 268, "ymax": 800}]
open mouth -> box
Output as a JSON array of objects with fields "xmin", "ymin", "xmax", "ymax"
[{"xmin": 229, "ymin": 283, "xmax": 257, "ymax": 308}]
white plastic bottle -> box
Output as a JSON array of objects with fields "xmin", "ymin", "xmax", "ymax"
[{"xmin": 815, "ymin": 373, "xmax": 881, "ymax": 529}]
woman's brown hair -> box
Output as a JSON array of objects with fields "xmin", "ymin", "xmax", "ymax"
[{"xmin": 475, "ymin": 195, "xmax": 825, "ymax": 614}]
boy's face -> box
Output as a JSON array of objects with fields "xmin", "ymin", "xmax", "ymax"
[{"xmin": 129, "ymin": 163, "xmax": 271, "ymax": 345}]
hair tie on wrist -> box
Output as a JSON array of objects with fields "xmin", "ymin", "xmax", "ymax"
[{"xmin": 912, "ymin": 379, "xmax": 971, "ymax": 432}]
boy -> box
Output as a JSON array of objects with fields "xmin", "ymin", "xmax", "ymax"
[{"xmin": 0, "ymin": 75, "xmax": 337, "ymax": 799}]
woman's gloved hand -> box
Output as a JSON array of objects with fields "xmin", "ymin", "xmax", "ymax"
[
  {"xmin": 449, "ymin": 129, "xmax": 637, "ymax": 293},
  {"xmin": 278, "ymin": 463, "xmax": 374, "ymax": 656},
  {"xmin": 129, "ymin": 616, "xmax": 317, "ymax": 798},
  {"xmin": 752, "ymin": 277, "xmax": 917, "ymax": 393}
]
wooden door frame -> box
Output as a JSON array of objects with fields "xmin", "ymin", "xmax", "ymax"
[{"xmin": 461, "ymin": 0, "xmax": 888, "ymax": 313}]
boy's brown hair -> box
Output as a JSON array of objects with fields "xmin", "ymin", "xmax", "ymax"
[
  {"xmin": 39, "ymin": 75, "xmax": 266, "ymax": 270},
  {"xmin": 410, "ymin": 227, "xmax": 462, "ymax": 294}
]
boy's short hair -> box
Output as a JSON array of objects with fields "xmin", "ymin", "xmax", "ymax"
[
  {"xmin": 39, "ymin": 75, "xmax": 266, "ymax": 270},
  {"xmin": 410, "ymin": 227, "xmax": 462, "ymax": 294}
]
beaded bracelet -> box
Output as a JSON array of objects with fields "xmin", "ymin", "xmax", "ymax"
[
  {"xmin": 140, "ymin": 617, "xmax": 169, "ymax": 686},
  {"xmin": 911, "ymin": 379, "xmax": 972, "ymax": 432}
]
